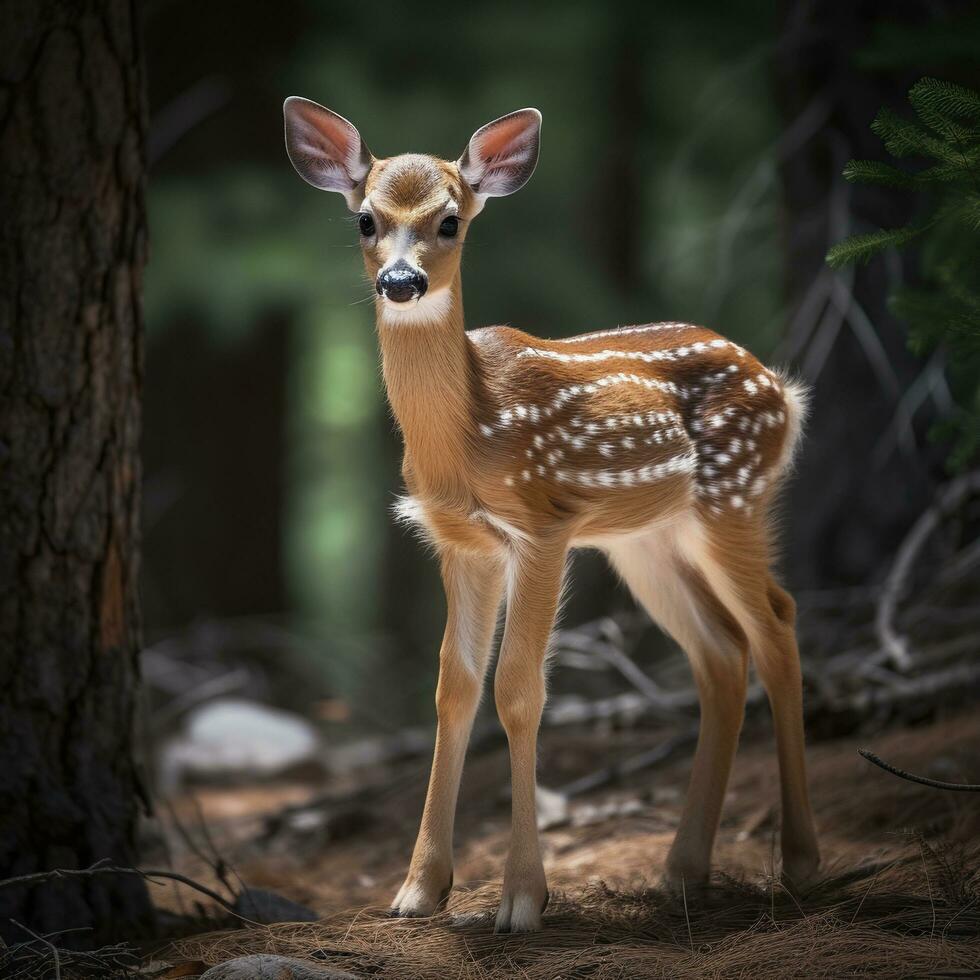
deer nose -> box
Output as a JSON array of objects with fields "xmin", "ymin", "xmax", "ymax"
[{"xmin": 376, "ymin": 260, "xmax": 428, "ymax": 303}]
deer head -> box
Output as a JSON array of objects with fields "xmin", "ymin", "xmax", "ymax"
[{"xmin": 284, "ymin": 98, "xmax": 541, "ymax": 323}]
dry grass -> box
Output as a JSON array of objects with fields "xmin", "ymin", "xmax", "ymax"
[
  {"xmin": 157, "ymin": 711, "xmax": 980, "ymax": 978},
  {"xmin": 169, "ymin": 848, "xmax": 979, "ymax": 979}
]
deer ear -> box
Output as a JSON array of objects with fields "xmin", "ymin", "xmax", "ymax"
[
  {"xmin": 284, "ymin": 97, "xmax": 373, "ymax": 210},
  {"xmin": 458, "ymin": 108, "xmax": 541, "ymax": 202}
]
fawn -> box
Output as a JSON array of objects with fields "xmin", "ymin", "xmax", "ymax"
[{"xmin": 284, "ymin": 99, "xmax": 821, "ymax": 932}]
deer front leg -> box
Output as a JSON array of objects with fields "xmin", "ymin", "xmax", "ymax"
[
  {"xmin": 493, "ymin": 540, "xmax": 567, "ymax": 933},
  {"xmin": 391, "ymin": 548, "xmax": 504, "ymax": 917}
]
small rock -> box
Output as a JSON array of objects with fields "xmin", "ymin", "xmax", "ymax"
[
  {"xmin": 160, "ymin": 699, "xmax": 321, "ymax": 790},
  {"xmin": 199, "ymin": 954, "xmax": 358, "ymax": 979},
  {"xmin": 234, "ymin": 886, "xmax": 318, "ymax": 924}
]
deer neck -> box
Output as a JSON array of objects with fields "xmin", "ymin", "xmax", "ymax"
[{"xmin": 377, "ymin": 274, "xmax": 475, "ymax": 498}]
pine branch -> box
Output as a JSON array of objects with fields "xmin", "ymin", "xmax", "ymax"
[
  {"xmin": 915, "ymin": 161, "xmax": 976, "ymax": 184},
  {"xmin": 910, "ymin": 84, "xmax": 979, "ymax": 146},
  {"xmin": 826, "ymin": 225, "xmax": 924, "ymax": 269},
  {"xmin": 909, "ymin": 78, "xmax": 980, "ymax": 122},
  {"xmin": 871, "ymin": 107, "xmax": 958, "ymax": 163},
  {"xmin": 842, "ymin": 159, "xmax": 915, "ymax": 188}
]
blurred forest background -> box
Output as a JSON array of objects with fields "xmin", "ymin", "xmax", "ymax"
[{"xmin": 141, "ymin": 0, "xmax": 979, "ymax": 733}]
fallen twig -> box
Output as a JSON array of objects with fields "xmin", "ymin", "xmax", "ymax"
[
  {"xmin": 858, "ymin": 749, "xmax": 980, "ymax": 792},
  {"xmin": 10, "ymin": 920, "xmax": 61, "ymax": 980},
  {"xmin": 0, "ymin": 860, "xmax": 260, "ymax": 924},
  {"xmin": 0, "ymin": 926, "xmax": 140, "ymax": 980}
]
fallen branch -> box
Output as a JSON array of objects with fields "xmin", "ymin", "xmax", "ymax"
[
  {"xmin": 858, "ymin": 749, "xmax": 980, "ymax": 792},
  {"xmin": 545, "ymin": 683, "xmax": 767, "ymax": 728},
  {"xmin": 556, "ymin": 730, "xmax": 698, "ymax": 798},
  {"xmin": 587, "ymin": 622, "xmax": 691, "ymax": 719},
  {"xmin": 875, "ymin": 470, "xmax": 980, "ymax": 671},
  {"xmin": 0, "ymin": 860, "xmax": 259, "ymax": 924}
]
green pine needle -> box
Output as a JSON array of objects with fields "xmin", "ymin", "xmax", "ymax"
[
  {"xmin": 871, "ymin": 107, "xmax": 964, "ymax": 164},
  {"xmin": 909, "ymin": 78, "xmax": 980, "ymax": 121},
  {"xmin": 910, "ymin": 78, "xmax": 980, "ymax": 144},
  {"xmin": 842, "ymin": 160, "xmax": 915, "ymax": 187},
  {"xmin": 956, "ymin": 191, "xmax": 980, "ymax": 232},
  {"xmin": 915, "ymin": 162, "xmax": 972, "ymax": 184},
  {"xmin": 825, "ymin": 226, "xmax": 923, "ymax": 268}
]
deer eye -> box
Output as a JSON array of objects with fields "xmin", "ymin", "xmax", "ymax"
[
  {"xmin": 358, "ymin": 213, "xmax": 375, "ymax": 237},
  {"xmin": 438, "ymin": 215, "xmax": 459, "ymax": 238}
]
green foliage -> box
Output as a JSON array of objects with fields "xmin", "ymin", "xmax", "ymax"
[
  {"xmin": 826, "ymin": 225, "xmax": 925, "ymax": 265},
  {"xmin": 840, "ymin": 160, "xmax": 916, "ymax": 188},
  {"xmin": 826, "ymin": 77, "xmax": 980, "ymax": 470}
]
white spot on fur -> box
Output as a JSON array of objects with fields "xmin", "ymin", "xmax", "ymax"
[{"xmin": 550, "ymin": 323, "xmax": 692, "ymax": 343}]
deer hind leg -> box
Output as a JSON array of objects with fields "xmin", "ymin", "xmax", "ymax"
[
  {"xmin": 754, "ymin": 574, "xmax": 821, "ymax": 885},
  {"xmin": 687, "ymin": 522, "xmax": 821, "ymax": 887},
  {"xmin": 606, "ymin": 527, "xmax": 750, "ymax": 891},
  {"xmin": 391, "ymin": 548, "xmax": 505, "ymax": 918}
]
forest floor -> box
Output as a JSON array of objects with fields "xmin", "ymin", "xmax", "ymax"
[{"xmin": 151, "ymin": 709, "xmax": 980, "ymax": 979}]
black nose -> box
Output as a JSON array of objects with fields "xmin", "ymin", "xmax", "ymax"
[{"xmin": 376, "ymin": 260, "xmax": 428, "ymax": 303}]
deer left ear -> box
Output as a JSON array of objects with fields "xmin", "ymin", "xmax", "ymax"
[
  {"xmin": 458, "ymin": 108, "xmax": 541, "ymax": 204},
  {"xmin": 283, "ymin": 97, "xmax": 373, "ymax": 210}
]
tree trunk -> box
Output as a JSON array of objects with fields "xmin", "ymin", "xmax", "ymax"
[
  {"xmin": 0, "ymin": 0, "xmax": 153, "ymax": 942},
  {"xmin": 775, "ymin": 0, "xmax": 942, "ymax": 588}
]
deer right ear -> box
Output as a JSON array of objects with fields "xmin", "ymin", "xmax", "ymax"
[
  {"xmin": 458, "ymin": 108, "xmax": 541, "ymax": 206},
  {"xmin": 283, "ymin": 97, "xmax": 373, "ymax": 210}
]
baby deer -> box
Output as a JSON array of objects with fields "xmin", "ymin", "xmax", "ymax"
[{"xmin": 284, "ymin": 99, "xmax": 820, "ymax": 932}]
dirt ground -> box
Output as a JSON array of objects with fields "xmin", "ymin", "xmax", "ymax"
[{"xmin": 156, "ymin": 709, "xmax": 980, "ymax": 978}]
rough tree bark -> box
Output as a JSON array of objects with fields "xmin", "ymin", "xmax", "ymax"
[{"xmin": 0, "ymin": 1, "xmax": 153, "ymax": 942}]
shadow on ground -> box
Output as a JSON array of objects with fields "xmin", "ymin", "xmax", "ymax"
[
  {"xmin": 169, "ymin": 851, "xmax": 979, "ymax": 978},
  {"xmin": 157, "ymin": 710, "xmax": 980, "ymax": 978}
]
